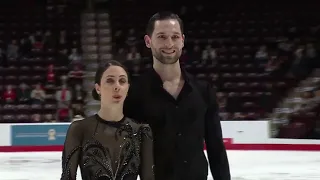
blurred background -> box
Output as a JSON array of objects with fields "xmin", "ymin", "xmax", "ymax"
[{"xmin": 0, "ymin": 0, "xmax": 319, "ymax": 140}]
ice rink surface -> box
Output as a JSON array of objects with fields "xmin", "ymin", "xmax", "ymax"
[{"xmin": 0, "ymin": 150, "xmax": 320, "ymax": 180}]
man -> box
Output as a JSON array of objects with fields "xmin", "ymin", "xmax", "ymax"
[{"xmin": 124, "ymin": 12, "xmax": 231, "ymax": 180}]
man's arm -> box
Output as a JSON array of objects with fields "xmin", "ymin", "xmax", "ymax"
[{"xmin": 204, "ymin": 83, "xmax": 231, "ymax": 180}]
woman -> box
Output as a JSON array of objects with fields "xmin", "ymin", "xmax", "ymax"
[{"xmin": 60, "ymin": 60, "xmax": 154, "ymax": 180}]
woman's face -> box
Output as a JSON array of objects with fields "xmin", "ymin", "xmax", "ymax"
[{"xmin": 95, "ymin": 66, "xmax": 129, "ymax": 104}]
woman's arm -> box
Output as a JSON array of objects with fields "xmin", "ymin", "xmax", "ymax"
[
  {"xmin": 139, "ymin": 124, "xmax": 155, "ymax": 180},
  {"xmin": 60, "ymin": 121, "xmax": 83, "ymax": 180}
]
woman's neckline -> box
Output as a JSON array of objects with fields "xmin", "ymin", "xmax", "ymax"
[{"xmin": 95, "ymin": 114, "xmax": 126, "ymax": 126}]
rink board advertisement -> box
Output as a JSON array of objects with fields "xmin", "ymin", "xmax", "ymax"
[
  {"xmin": 10, "ymin": 124, "xmax": 69, "ymax": 146},
  {"xmin": 0, "ymin": 121, "xmax": 320, "ymax": 152}
]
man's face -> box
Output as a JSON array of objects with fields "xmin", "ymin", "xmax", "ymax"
[{"xmin": 144, "ymin": 19, "xmax": 184, "ymax": 64}]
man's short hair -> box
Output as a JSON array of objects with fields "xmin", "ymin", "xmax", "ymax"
[{"xmin": 146, "ymin": 11, "xmax": 184, "ymax": 36}]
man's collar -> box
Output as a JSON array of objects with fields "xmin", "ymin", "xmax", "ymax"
[{"xmin": 149, "ymin": 67, "xmax": 191, "ymax": 86}]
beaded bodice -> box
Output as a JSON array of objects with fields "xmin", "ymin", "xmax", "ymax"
[{"xmin": 60, "ymin": 115, "xmax": 154, "ymax": 180}]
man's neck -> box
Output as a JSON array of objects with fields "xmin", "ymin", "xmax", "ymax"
[
  {"xmin": 98, "ymin": 105, "xmax": 124, "ymax": 122},
  {"xmin": 153, "ymin": 59, "xmax": 182, "ymax": 82}
]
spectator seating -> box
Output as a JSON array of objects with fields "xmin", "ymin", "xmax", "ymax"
[
  {"xmin": 109, "ymin": 1, "xmax": 320, "ymax": 122},
  {"xmin": 0, "ymin": 0, "xmax": 86, "ymax": 123},
  {"xmin": 2, "ymin": 0, "xmax": 318, "ymax": 139},
  {"xmin": 271, "ymin": 72, "xmax": 320, "ymax": 139}
]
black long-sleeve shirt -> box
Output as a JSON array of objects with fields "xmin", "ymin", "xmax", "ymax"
[
  {"xmin": 124, "ymin": 68, "xmax": 231, "ymax": 180},
  {"xmin": 60, "ymin": 114, "xmax": 154, "ymax": 180}
]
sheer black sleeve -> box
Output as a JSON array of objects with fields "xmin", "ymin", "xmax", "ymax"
[
  {"xmin": 60, "ymin": 120, "xmax": 83, "ymax": 180},
  {"xmin": 139, "ymin": 124, "xmax": 155, "ymax": 180}
]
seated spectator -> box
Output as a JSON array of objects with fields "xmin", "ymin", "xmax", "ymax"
[
  {"xmin": 233, "ymin": 112, "xmax": 245, "ymax": 120},
  {"xmin": 126, "ymin": 46, "xmax": 141, "ymax": 62},
  {"xmin": 2, "ymin": 85, "xmax": 16, "ymax": 103},
  {"xmin": 56, "ymin": 49, "xmax": 69, "ymax": 66},
  {"xmin": 44, "ymin": 114, "xmax": 56, "ymax": 122},
  {"xmin": 16, "ymin": 83, "xmax": 31, "ymax": 104},
  {"xmin": 72, "ymin": 104, "xmax": 85, "ymax": 118},
  {"xmin": 68, "ymin": 65, "xmax": 84, "ymax": 79},
  {"xmin": 72, "ymin": 84, "xmax": 86, "ymax": 103},
  {"xmin": 180, "ymin": 49, "xmax": 189, "ymax": 64},
  {"xmin": 130, "ymin": 65, "xmax": 140, "ymax": 80},
  {"xmin": 306, "ymin": 43, "xmax": 317, "ymax": 60},
  {"xmin": 0, "ymin": 47, "xmax": 6, "ymax": 66},
  {"xmin": 114, "ymin": 48, "xmax": 127, "ymax": 63},
  {"xmin": 60, "ymin": 75, "xmax": 68, "ymax": 86},
  {"xmin": 30, "ymin": 83, "xmax": 46, "ymax": 104},
  {"xmin": 112, "ymin": 31, "xmax": 125, "ymax": 51},
  {"xmin": 125, "ymin": 28, "xmax": 138, "ymax": 47},
  {"xmin": 7, "ymin": 40, "xmax": 19, "ymax": 59},
  {"xmin": 30, "ymin": 30, "xmax": 44, "ymax": 50},
  {"xmin": 31, "ymin": 113, "xmax": 42, "ymax": 122},
  {"xmin": 201, "ymin": 44, "xmax": 217, "ymax": 64},
  {"xmin": 58, "ymin": 30, "xmax": 68, "ymax": 50},
  {"xmin": 56, "ymin": 84, "xmax": 72, "ymax": 107},
  {"xmin": 288, "ymin": 45, "xmax": 305, "ymax": 76},
  {"xmin": 190, "ymin": 44, "xmax": 201, "ymax": 61},
  {"xmin": 277, "ymin": 40, "xmax": 293, "ymax": 57},
  {"xmin": 73, "ymin": 115, "xmax": 85, "ymax": 121},
  {"xmin": 68, "ymin": 48, "xmax": 82, "ymax": 67},
  {"xmin": 20, "ymin": 32, "xmax": 32, "ymax": 56},
  {"xmin": 294, "ymin": 45, "xmax": 305, "ymax": 61},
  {"xmin": 47, "ymin": 64, "xmax": 56, "ymax": 84},
  {"xmin": 68, "ymin": 65, "xmax": 84, "ymax": 86},
  {"xmin": 219, "ymin": 112, "xmax": 231, "ymax": 121},
  {"xmin": 56, "ymin": 107, "xmax": 73, "ymax": 122},
  {"xmin": 255, "ymin": 45, "xmax": 269, "ymax": 66},
  {"xmin": 70, "ymin": 40, "xmax": 80, "ymax": 50},
  {"xmin": 265, "ymin": 55, "xmax": 281, "ymax": 72},
  {"xmin": 43, "ymin": 30, "xmax": 56, "ymax": 49}
]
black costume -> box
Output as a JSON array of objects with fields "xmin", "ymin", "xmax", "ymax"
[
  {"xmin": 60, "ymin": 114, "xmax": 154, "ymax": 180},
  {"xmin": 124, "ymin": 68, "xmax": 231, "ymax": 180}
]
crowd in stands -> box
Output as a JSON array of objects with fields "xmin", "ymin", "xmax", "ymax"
[{"xmin": 0, "ymin": 1, "xmax": 86, "ymax": 123}]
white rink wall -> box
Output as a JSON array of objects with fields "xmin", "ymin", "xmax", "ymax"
[{"xmin": 1, "ymin": 121, "xmax": 320, "ymax": 151}]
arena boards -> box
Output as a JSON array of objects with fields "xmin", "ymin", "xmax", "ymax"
[{"xmin": 0, "ymin": 121, "xmax": 320, "ymax": 152}]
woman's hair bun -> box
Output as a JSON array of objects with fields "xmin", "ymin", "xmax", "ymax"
[{"xmin": 92, "ymin": 89, "xmax": 100, "ymax": 101}]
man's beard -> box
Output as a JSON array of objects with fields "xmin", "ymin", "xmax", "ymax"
[{"xmin": 152, "ymin": 48, "xmax": 182, "ymax": 64}]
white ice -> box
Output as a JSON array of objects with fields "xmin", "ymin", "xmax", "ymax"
[{"xmin": 0, "ymin": 150, "xmax": 319, "ymax": 180}]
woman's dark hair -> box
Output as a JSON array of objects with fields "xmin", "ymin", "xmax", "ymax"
[{"xmin": 92, "ymin": 60, "xmax": 130, "ymax": 101}]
